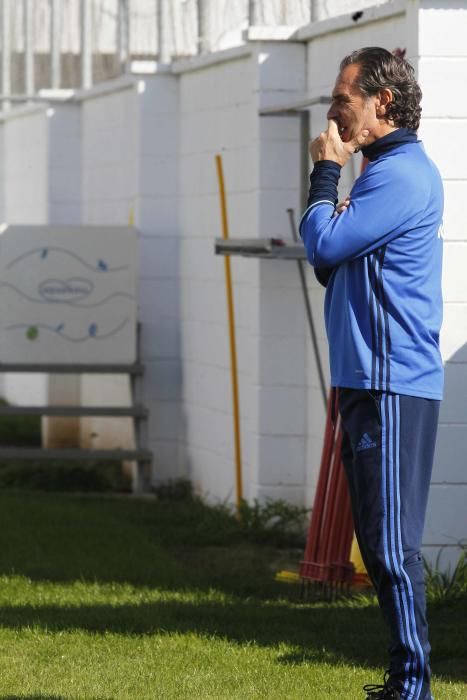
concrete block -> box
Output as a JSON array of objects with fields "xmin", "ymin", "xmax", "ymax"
[
  {"xmin": 258, "ymin": 385, "xmax": 306, "ymax": 436},
  {"xmin": 260, "ymin": 115, "xmax": 301, "ymax": 143},
  {"xmin": 181, "ymin": 318, "xmax": 229, "ymax": 368},
  {"xmin": 259, "ymin": 259, "xmax": 302, "ymax": 290},
  {"xmin": 442, "ymin": 181, "xmax": 467, "ymax": 241},
  {"xmin": 439, "ymin": 362, "xmax": 467, "ymax": 422},
  {"xmin": 147, "ymin": 400, "xmax": 181, "ymax": 441},
  {"xmin": 48, "ymin": 201, "xmax": 82, "ymax": 226},
  {"xmin": 218, "ymin": 105, "xmax": 256, "ymax": 151},
  {"xmin": 140, "ymin": 75, "xmax": 179, "ymax": 114},
  {"xmin": 179, "ymin": 236, "xmax": 220, "ymax": 282},
  {"xmin": 257, "ymin": 43, "xmax": 305, "ymax": 92},
  {"xmin": 424, "ymin": 484, "xmax": 467, "ymax": 545},
  {"xmin": 419, "ymin": 3, "xmax": 467, "ymax": 58},
  {"xmin": 419, "ymin": 58, "xmax": 467, "ymax": 118},
  {"xmin": 143, "ymin": 358, "xmax": 182, "ymax": 401},
  {"xmin": 140, "ymin": 319, "xmax": 181, "ymax": 360},
  {"xmin": 187, "ymin": 443, "xmax": 236, "ymax": 503},
  {"xmin": 258, "ymin": 286, "xmax": 308, "ymax": 337},
  {"xmin": 257, "ymin": 333, "xmax": 306, "ymax": 386},
  {"xmin": 256, "ymin": 434, "xmax": 306, "ymax": 485},
  {"xmin": 183, "ymin": 402, "xmax": 234, "ymax": 459},
  {"xmin": 419, "ymin": 119, "xmax": 467, "ymax": 179},
  {"xmin": 440, "ymin": 303, "xmax": 467, "ymax": 362},
  {"xmin": 148, "ymin": 438, "xmax": 185, "ymax": 484},
  {"xmin": 442, "ymin": 242, "xmax": 467, "ymax": 302},
  {"xmin": 183, "ymin": 362, "xmax": 231, "ymax": 414},
  {"xmin": 138, "ymin": 278, "xmax": 180, "ymax": 321},
  {"xmin": 140, "ymin": 112, "xmax": 179, "ymax": 157},
  {"xmin": 179, "ymin": 154, "xmax": 202, "ymax": 197},
  {"xmin": 258, "ymin": 187, "xmax": 301, "ymax": 238},
  {"xmin": 226, "ymin": 281, "xmax": 258, "ymax": 332},
  {"xmin": 260, "ymin": 139, "xmax": 301, "ymax": 191},
  {"xmin": 215, "ymin": 57, "xmax": 255, "ymax": 109},
  {"xmin": 137, "ymin": 198, "xmax": 179, "ymax": 236},
  {"xmin": 49, "ymin": 167, "xmax": 81, "ymax": 202},
  {"xmin": 139, "ymin": 156, "xmax": 178, "ymax": 197},
  {"xmin": 180, "ymin": 278, "xmax": 227, "ymax": 325},
  {"xmin": 433, "ymin": 424, "xmax": 467, "ymax": 484},
  {"xmin": 138, "ymin": 234, "xmax": 179, "ymax": 279},
  {"xmin": 227, "ymin": 189, "xmax": 259, "ymax": 239}
]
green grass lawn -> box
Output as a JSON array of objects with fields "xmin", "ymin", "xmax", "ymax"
[{"xmin": 0, "ymin": 490, "xmax": 464, "ymax": 699}]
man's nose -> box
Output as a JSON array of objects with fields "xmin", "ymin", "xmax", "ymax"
[{"xmin": 327, "ymin": 106, "xmax": 335, "ymax": 120}]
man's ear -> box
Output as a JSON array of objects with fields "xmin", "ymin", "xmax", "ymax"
[{"xmin": 375, "ymin": 87, "xmax": 393, "ymax": 118}]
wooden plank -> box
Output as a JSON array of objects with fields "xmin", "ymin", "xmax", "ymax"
[
  {"xmin": 0, "ymin": 448, "xmax": 152, "ymax": 461},
  {"xmin": 0, "ymin": 405, "xmax": 148, "ymax": 418},
  {"xmin": 0, "ymin": 363, "xmax": 144, "ymax": 375}
]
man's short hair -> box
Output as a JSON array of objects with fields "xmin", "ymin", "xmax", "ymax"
[{"xmin": 340, "ymin": 47, "xmax": 422, "ymax": 131}]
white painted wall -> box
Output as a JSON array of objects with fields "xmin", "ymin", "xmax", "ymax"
[
  {"xmin": 254, "ymin": 42, "xmax": 308, "ymax": 505},
  {"xmin": 79, "ymin": 73, "xmax": 182, "ymax": 471},
  {"xmin": 79, "ymin": 78, "xmax": 140, "ymax": 454},
  {"xmin": 176, "ymin": 47, "xmax": 259, "ymax": 502},
  {"xmin": 0, "ymin": 106, "xmax": 50, "ymax": 407},
  {"xmin": 416, "ymin": 0, "xmax": 467, "ymax": 568}
]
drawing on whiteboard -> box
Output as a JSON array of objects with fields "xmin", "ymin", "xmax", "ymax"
[
  {"xmin": 0, "ymin": 281, "xmax": 134, "ymax": 307},
  {"xmin": 6, "ymin": 318, "xmax": 130, "ymax": 343},
  {"xmin": 7, "ymin": 247, "xmax": 129, "ymax": 273}
]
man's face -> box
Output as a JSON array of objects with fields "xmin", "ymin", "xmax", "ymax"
[{"xmin": 327, "ymin": 63, "xmax": 378, "ymax": 145}]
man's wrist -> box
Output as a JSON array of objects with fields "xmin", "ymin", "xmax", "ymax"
[{"xmin": 307, "ymin": 160, "xmax": 342, "ymax": 208}]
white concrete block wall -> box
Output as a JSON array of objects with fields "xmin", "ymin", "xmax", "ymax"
[
  {"xmin": 80, "ymin": 82, "xmax": 140, "ymax": 452},
  {"xmin": 416, "ymin": 0, "xmax": 467, "ymax": 568},
  {"xmin": 135, "ymin": 73, "xmax": 182, "ymax": 482},
  {"xmin": 0, "ymin": 106, "xmax": 50, "ymax": 406},
  {"xmin": 48, "ymin": 104, "xmax": 82, "ymax": 226},
  {"xmin": 79, "ymin": 74, "xmax": 183, "ymax": 477},
  {"xmin": 0, "ymin": 102, "xmax": 83, "ymax": 410},
  {"xmin": 177, "ymin": 48, "xmax": 260, "ymax": 503}
]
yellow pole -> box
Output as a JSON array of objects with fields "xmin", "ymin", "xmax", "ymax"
[{"xmin": 215, "ymin": 154, "xmax": 243, "ymax": 510}]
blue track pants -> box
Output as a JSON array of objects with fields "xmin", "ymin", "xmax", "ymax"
[{"xmin": 338, "ymin": 388, "xmax": 440, "ymax": 700}]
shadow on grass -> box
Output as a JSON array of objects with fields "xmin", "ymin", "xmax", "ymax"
[
  {"xmin": 0, "ymin": 598, "xmax": 465, "ymax": 682},
  {"xmin": 0, "ymin": 696, "xmax": 66, "ymax": 699}
]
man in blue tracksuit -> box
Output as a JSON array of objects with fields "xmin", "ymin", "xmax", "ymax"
[{"xmin": 299, "ymin": 48, "xmax": 443, "ymax": 700}]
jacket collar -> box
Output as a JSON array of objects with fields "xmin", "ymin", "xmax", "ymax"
[{"xmin": 361, "ymin": 127, "xmax": 419, "ymax": 162}]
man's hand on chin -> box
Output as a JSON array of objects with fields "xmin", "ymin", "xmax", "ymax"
[{"xmin": 309, "ymin": 120, "xmax": 369, "ymax": 167}]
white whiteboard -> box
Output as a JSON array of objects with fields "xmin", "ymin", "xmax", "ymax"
[{"xmin": 0, "ymin": 225, "xmax": 138, "ymax": 364}]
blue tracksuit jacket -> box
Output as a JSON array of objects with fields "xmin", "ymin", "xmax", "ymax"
[{"xmin": 299, "ymin": 129, "xmax": 444, "ymax": 400}]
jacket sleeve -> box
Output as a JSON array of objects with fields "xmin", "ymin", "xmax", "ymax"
[{"xmin": 299, "ymin": 159, "xmax": 425, "ymax": 268}]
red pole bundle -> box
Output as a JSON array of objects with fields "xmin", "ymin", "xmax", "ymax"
[{"xmin": 299, "ymin": 389, "xmax": 354, "ymax": 594}]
